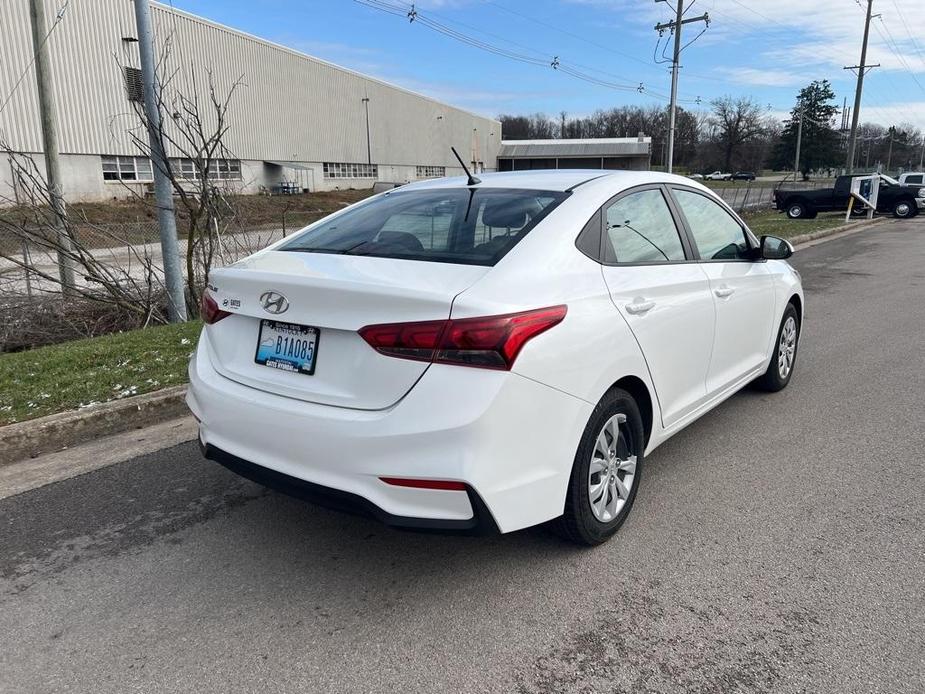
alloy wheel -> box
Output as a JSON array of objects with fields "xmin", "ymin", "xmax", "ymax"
[
  {"xmin": 588, "ymin": 413, "xmax": 637, "ymax": 523},
  {"xmin": 778, "ymin": 316, "xmax": 797, "ymax": 379}
]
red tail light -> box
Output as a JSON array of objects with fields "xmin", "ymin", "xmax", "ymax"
[
  {"xmin": 380, "ymin": 477, "xmax": 467, "ymax": 491},
  {"xmin": 200, "ymin": 292, "xmax": 231, "ymax": 325},
  {"xmin": 359, "ymin": 305, "xmax": 567, "ymax": 370}
]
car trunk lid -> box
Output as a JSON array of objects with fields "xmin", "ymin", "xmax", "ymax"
[{"xmin": 204, "ymin": 251, "xmax": 489, "ymax": 409}]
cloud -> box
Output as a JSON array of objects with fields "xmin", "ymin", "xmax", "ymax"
[{"xmin": 720, "ymin": 67, "xmax": 810, "ymax": 88}]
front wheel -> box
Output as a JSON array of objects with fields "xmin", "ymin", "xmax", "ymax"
[
  {"xmin": 555, "ymin": 388, "xmax": 644, "ymax": 546},
  {"xmin": 893, "ymin": 199, "xmax": 915, "ymax": 219},
  {"xmin": 754, "ymin": 304, "xmax": 800, "ymax": 392}
]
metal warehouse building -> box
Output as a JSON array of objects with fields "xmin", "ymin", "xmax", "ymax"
[
  {"xmin": 0, "ymin": 0, "xmax": 501, "ymax": 202},
  {"xmin": 498, "ymin": 137, "xmax": 652, "ymax": 172}
]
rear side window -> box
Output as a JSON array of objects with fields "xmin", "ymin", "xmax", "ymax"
[
  {"xmin": 603, "ymin": 189, "xmax": 686, "ymax": 263},
  {"xmin": 905, "ymin": 174, "xmax": 923, "ymax": 185},
  {"xmin": 280, "ymin": 188, "xmax": 568, "ymax": 266},
  {"xmin": 673, "ymin": 189, "xmax": 750, "ymax": 261}
]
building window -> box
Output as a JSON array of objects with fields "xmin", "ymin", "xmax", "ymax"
[
  {"xmin": 323, "ymin": 162, "xmax": 378, "ymax": 179},
  {"xmin": 415, "ymin": 165, "xmax": 445, "ymax": 179},
  {"xmin": 101, "ymin": 155, "xmax": 153, "ymax": 182},
  {"xmin": 172, "ymin": 158, "xmax": 242, "ymax": 181},
  {"xmin": 123, "ymin": 67, "xmax": 143, "ymax": 103}
]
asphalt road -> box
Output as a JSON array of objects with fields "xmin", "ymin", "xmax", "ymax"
[{"xmin": 2, "ymin": 219, "xmax": 924, "ymax": 693}]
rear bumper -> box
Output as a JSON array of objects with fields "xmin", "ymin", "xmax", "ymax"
[
  {"xmin": 201, "ymin": 441, "xmax": 500, "ymax": 534},
  {"xmin": 187, "ymin": 330, "xmax": 593, "ymax": 533}
]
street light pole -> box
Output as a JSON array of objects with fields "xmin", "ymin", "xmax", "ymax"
[{"xmin": 361, "ymin": 96, "xmax": 371, "ymax": 165}]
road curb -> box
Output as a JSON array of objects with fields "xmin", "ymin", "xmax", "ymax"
[
  {"xmin": 790, "ymin": 217, "xmax": 888, "ymax": 247},
  {"xmin": 0, "ymin": 385, "xmax": 189, "ymax": 466}
]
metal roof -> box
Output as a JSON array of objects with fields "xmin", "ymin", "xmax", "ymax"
[{"xmin": 499, "ymin": 138, "xmax": 651, "ymax": 159}]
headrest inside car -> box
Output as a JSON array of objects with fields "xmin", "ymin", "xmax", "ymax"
[{"xmin": 481, "ymin": 198, "xmax": 529, "ymax": 229}]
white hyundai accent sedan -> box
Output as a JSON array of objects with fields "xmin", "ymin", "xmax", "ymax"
[{"xmin": 187, "ymin": 170, "xmax": 803, "ymax": 545}]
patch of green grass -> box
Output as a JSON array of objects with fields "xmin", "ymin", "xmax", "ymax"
[
  {"xmin": 741, "ymin": 210, "xmax": 852, "ymax": 240},
  {"xmin": 0, "ymin": 321, "xmax": 202, "ymax": 426}
]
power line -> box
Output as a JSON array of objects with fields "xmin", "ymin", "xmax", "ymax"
[
  {"xmin": 355, "ymin": 0, "xmax": 699, "ymax": 101},
  {"xmin": 653, "ymin": 0, "xmax": 710, "ymax": 173},
  {"xmin": 0, "ymin": 0, "xmax": 69, "ymax": 118}
]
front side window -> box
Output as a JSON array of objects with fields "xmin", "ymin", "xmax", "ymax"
[
  {"xmin": 673, "ymin": 189, "xmax": 750, "ymax": 261},
  {"xmin": 603, "ymin": 189, "xmax": 686, "ymax": 263},
  {"xmin": 281, "ymin": 188, "xmax": 568, "ymax": 266}
]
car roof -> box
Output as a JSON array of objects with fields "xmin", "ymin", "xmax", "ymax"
[{"xmin": 400, "ymin": 169, "xmax": 697, "ymax": 193}]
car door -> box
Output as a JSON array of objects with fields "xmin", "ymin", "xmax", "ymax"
[
  {"xmin": 596, "ymin": 185, "xmax": 715, "ymax": 428},
  {"xmin": 669, "ymin": 187, "xmax": 776, "ymax": 395}
]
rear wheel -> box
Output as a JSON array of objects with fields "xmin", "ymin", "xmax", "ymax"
[
  {"xmin": 893, "ymin": 199, "xmax": 915, "ymax": 219},
  {"xmin": 555, "ymin": 388, "xmax": 644, "ymax": 546},
  {"xmin": 754, "ymin": 304, "xmax": 800, "ymax": 392},
  {"xmin": 786, "ymin": 201, "xmax": 810, "ymax": 219}
]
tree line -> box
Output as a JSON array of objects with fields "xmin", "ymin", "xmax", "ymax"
[{"xmin": 498, "ymin": 80, "xmax": 924, "ymax": 177}]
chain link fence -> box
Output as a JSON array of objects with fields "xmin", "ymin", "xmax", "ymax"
[{"xmin": 0, "ymin": 220, "xmax": 294, "ymax": 300}]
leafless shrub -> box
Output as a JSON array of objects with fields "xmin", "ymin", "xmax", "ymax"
[{"xmin": 0, "ymin": 146, "xmax": 169, "ymax": 326}]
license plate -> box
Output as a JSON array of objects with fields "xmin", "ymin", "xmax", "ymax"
[{"xmin": 254, "ymin": 319, "xmax": 319, "ymax": 375}]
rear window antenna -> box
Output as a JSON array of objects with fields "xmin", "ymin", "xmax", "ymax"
[{"xmin": 451, "ymin": 147, "xmax": 481, "ymax": 186}]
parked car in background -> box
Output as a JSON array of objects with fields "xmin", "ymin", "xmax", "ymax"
[
  {"xmin": 731, "ymin": 171, "xmax": 756, "ymax": 181},
  {"xmin": 705, "ymin": 171, "xmax": 732, "ymax": 181},
  {"xmin": 774, "ymin": 174, "xmax": 925, "ymax": 219},
  {"xmin": 189, "ymin": 170, "xmax": 804, "ymax": 546},
  {"xmin": 898, "ymin": 172, "xmax": 924, "ymax": 186},
  {"xmin": 688, "ymin": 173, "xmax": 704, "ymax": 180}
]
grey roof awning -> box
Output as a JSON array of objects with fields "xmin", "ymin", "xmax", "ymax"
[
  {"xmin": 264, "ymin": 160, "xmax": 314, "ymax": 170},
  {"xmin": 498, "ymin": 139, "xmax": 651, "ymax": 159}
]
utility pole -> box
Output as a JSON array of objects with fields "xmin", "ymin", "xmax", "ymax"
[
  {"xmin": 886, "ymin": 126, "xmax": 894, "ymax": 172},
  {"xmin": 793, "ymin": 101, "xmax": 804, "ymax": 183},
  {"xmin": 844, "ymin": 0, "xmax": 880, "ymax": 173},
  {"xmin": 133, "ymin": 0, "xmax": 186, "ymax": 322},
  {"xmin": 28, "ymin": 0, "xmax": 76, "ymax": 294},
  {"xmin": 654, "ymin": 0, "xmax": 709, "ymax": 173},
  {"xmin": 919, "ymin": 139, "xmax": 924, "ymax": 171}
]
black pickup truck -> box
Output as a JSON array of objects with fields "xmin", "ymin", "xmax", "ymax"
[{"xmin": 774, "ymin": 175, "xmax": 925, "ymax": 219}]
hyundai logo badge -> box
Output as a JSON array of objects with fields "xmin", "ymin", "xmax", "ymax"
[{"xmin": 260, "ymin": 291, "xmax": 289, "ymax": 315}]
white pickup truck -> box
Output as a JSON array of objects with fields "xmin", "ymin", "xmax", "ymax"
[
  {"xmin": 899, "ymin": 172, "xmax": 924, "ymax": 186},
  {"xmin": 704, "ymin": 171, "xmax": 732, "ymax": 181}
]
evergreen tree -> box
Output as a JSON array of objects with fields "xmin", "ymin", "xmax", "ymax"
[{"xmin": 773, "ymin": 80, "xmax": 841, "ymax": 177}]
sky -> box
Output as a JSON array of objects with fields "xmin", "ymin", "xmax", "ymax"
[{"xmin": 163, "ymin": 0, "xmax": 925, "ymax": 130}]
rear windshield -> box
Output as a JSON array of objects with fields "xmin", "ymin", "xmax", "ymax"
[{"xmin": 280, "ymin": 187, "xmax": 569, "ymax": 266}]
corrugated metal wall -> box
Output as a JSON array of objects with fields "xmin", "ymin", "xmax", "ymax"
[{"xmin": 0, "ymin": 0, "xmax": 501, "ymax": 167}]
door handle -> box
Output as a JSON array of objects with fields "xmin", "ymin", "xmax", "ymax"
[
  {"xmin": 714, "ymin": 286, "xmax": 735, "ymax": 298},
  {"xmin": 625, "ymin": 300, "xmax": 655, "ymax": 315}
]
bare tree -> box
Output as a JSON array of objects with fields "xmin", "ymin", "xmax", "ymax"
[
  {"xmin": 709, "ymin": 96, "xmax": 767, "ymax": 171},
  {"xmin": 0, "ymin": 145, "xmax": 167, "ymax": 325},
  {"xmin": 121, "ymin": 47, "xmax": 246, "ymax": 313}
]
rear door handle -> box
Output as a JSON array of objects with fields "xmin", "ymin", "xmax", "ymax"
[
  {"xmin": 714, "ymin": 286, "xmax": 735, "ymax": 298},
  {"xmin": 625, "ymin": 300, "xmax": 655, "ymax": 315}
]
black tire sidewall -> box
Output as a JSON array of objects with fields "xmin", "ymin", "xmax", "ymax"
[
  {"xmin": 563, "ymin": 389, "xmax": 645, "ymax": 545},
  {"xmin": 893, "ymin": 200, "xmax": 913, "ymax": 218},
  {"xmin": 763, "ymin": 304, "xmax": 800, "ymax": 390}
]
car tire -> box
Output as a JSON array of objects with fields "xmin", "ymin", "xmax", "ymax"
[
  {"xmin": 554, "ymin": 388, "xmax": 644, "ymax": 546},
  {"xmin": 786, "ymin": 201, "xmax": 808, "ymax": 219},
  {"xmin": 893, "ymin": 199, "xmax": 915, "ymax": 219},
  {"xmin": 754, "ymin": 303, "xmax": 800, "ymax": 392}
]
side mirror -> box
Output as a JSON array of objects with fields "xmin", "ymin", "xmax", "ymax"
[{"xmin": 760, "ymin": 235, "xmax": 794, "ymax": 260}]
